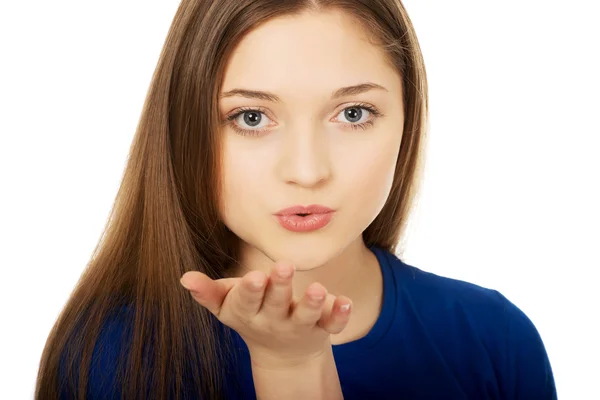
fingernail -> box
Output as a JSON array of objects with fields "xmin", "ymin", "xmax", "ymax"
[
  {"xmin": 251, "ymin": 279, "xmax": 265, "ymax": 289},
  {"xmin": 277, "ymin": 264, "xmax": 294, "ymax": 278},
  {"xmin": 309, "ymin": 293, "xmax": 325, "ymax": 302},
  {"xmin": 339, "ymin": 303, "xmax": 351, "ymax": 313},
  {"xmin": 180, "ymin": 275, "xmax": 193, "ymax": 290}
]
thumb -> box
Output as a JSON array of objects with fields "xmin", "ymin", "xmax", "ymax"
[{"xmin": 180, "ymin": 271, "xmax": 238, "ymax": 317}]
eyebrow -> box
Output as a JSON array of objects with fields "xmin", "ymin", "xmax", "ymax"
[{"xmin": 219, "ymin": 82, "xmax": 388, "ymax": 102}]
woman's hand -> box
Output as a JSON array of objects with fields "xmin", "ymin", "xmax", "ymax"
[{"xmin": 179, "ymin": 261, "xmax": 353, "ymax": 368}]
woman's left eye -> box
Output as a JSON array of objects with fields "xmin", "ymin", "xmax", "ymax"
[
  {"xmin": 225, "ymin": 104, "xmax": 382, "ymax": 137},
  {"xmin": 336, "ymin": 104, "xmax": 384, "ymax": 132},
  {"xmin": 335, "ymin": 105, "xmax": 381, "ymax": 129}
]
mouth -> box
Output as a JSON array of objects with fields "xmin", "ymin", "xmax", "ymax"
[
  {"xmin": 275, "ymin": 210, "xmax": 335, "ymax": 232},
  {"xmin": 275, "ymin": 204, "xmax": 335, "ymax": 216}
]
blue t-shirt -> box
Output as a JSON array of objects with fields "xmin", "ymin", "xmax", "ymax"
[{"xmin": 63, "ymin": 246, "xmax": 557, "ymax": 399}]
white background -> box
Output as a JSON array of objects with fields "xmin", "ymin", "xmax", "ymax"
[{"xmin": 1, "ymin": 1, "xmax": 598, "ymax": 398}]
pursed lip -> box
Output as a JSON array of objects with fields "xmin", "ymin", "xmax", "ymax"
[{"xmin": 274, "ymin": 204, "xmax": 335, "ymax": 216}]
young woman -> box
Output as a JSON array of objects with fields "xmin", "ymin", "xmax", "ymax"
[{"xmin": 35, "ymin": 1, "xmax": 557, "ymax": 399}]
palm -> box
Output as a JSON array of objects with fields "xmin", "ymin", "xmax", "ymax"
[{"xmin": 180, "ymin": 261, "xmax": 352, "ymax": 361}]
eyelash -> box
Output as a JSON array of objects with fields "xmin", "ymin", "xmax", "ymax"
[{"xmin": 224, "ymin": 103, "xmax": 383, "ymax": 137}]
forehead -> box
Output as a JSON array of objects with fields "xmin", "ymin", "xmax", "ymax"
[{"xmin": 221, "ymin": 10, "xmax": 399, "ymax": 100}]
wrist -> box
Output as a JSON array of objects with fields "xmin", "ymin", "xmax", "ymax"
[
  {"xmin": 250, "ymin": 346, "xmax": 343, "ymax": 400},
  {"xmin": 249, "ymin": 344, "xmax": 331, "ymax": 371}
]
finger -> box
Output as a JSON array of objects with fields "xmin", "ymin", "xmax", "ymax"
[
  {"xmin": 180, "ymin": 272, "xmax": 238, "ymax": 317},
  {"xmin": 317, "ymin": 295, "xmax": 353, "ymax": 334},
  {"xmin": 291, "ymin": 282, "xmax": 327, "ymax": 326},
  {"xmin": 234, "ymin": 270, "xmax": 268, "ymax": 316},
  {"xmin": 260, "ymin": 261, "xmax": 295, "ymax": 318}
]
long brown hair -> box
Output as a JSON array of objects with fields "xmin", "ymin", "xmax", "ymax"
[{"xmin": 35, "ymin": 0, "xmax": 428, "ymax": 398}]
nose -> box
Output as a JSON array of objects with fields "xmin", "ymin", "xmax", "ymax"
[{"xmin": 277, "ymin": 124, "xmax": 332, "ymax": 188}]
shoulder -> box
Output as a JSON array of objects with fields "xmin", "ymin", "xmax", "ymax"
[
  {"xmin": 88, "ymin": 305, "xmax": 135, "ymax": 395},
  {"xmin": 59, "ymin": 305, "xmax": 134, "ymax": 400},
  {"xmin": 382, "ymin": 250, "xmax": 557, "ymax": 398},
  {"xmin": 381, "ymin": 249, "xmax": 507, "ymax": 317}
]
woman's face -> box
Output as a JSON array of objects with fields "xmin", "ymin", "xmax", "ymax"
[{"xmin": 218, "ymin": 9, "xmax": 404, "ymax": 270}]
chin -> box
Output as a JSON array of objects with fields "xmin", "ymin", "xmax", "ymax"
[{"xmin": 260, "ymin": 236, "xmax": 347, "ymax": 270}]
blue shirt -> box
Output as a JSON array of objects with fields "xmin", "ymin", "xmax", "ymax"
[{"xmin": 63, "ymin": 246, "xmax": 557, "ymax": 399}]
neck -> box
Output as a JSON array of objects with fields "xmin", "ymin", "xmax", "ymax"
[{"xmin": 231, "ymin": 238, "xmax": 377, "ymax": 296}]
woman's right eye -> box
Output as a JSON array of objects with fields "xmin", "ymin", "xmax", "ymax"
[{"xmin": 225, "ymin": 108, "xmax": 273, "ymax": 137}]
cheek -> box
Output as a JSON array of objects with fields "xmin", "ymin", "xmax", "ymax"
[
  {"xmin": 344, "ymin": 138, "xmax": 399, "ymax": 213},
  {"xmin": 220, "ymin": 145, "xmax": 267, "ymax": 227}
]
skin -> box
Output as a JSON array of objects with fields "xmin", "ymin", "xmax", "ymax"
[{"xmin": 181, "ymin": 8, "xmax": 404, "ymax": 399}]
